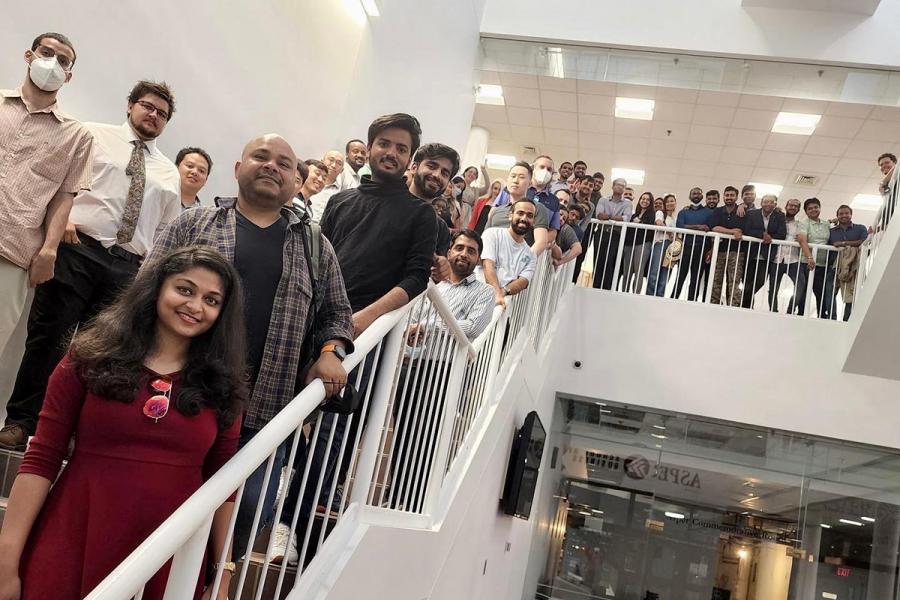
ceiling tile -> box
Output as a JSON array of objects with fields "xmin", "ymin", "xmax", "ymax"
[
  {"xmin": 732, "ymin": 108, "xmax": 777, "ymax": 131},
  {"xmin": 475, "ymin": 121, "xmax": 512, "ymax": 140},
  {"xmin": 576, "ymin": 80, "xmax": 617, "ymax": 95},
  {"xmin": 498, "ymin": 72, "xmax": 539, "ymax": 88},
  {"xmin": 576, "ymin": 151, "xmax": 611, "ymax": 169},
  {"xmin": 739, "ymin": 94, "xmax": 785, "ymax": 111},
  {"xmin": 833, "ymin": 157, "xmax": 878, "ymax": 177},
  {"xmin": 715, "ymin": 163, "xmax": 754, "ymax": 181},
  {"xmin": 697, "ymin": 90, "xmax": 741, "ymax": 107},
  {"xmin": 579, "ymin": 132, "xmax": 614, "ymax": 149},
  {"xmin": 684, "ymin": 143, "xmax": 722, "ymax": 162},
  {"xmin": 503, "ymin": 86, "xmax": 541, "ymax": 109},
  {"xmin": 477, "ymin": 70, "xmax": 501, "ymax": 85},
  {"xmin": 756, "ymin": 150, "xmax": 798, "ymax": 170},
  {"xmin": 542, "ymin": 110, "xmax": 578, "ymax": 131},
  {"xmin": 508, "ymin": 125, "xmax": 544, "ymax": 144},
  {"xmin": 855, "ymin": 120, "xmax": 900, "ymax": 143},
  {"xmin": 843, "ymin": 139, "xmax": 888, "ymax": 161},
  {"xmin": 794, "ymin": 155, "xmax": 839, "ymax": 173},
  {"xmin": 538, "ymin": 76, "xmax": 577, "ymax": 92},
  {"xmin": 726, "ymin": 129, "xmax": 769, "ymax": 150},
  {"xmin": 577, "ymin": 94, "xmax": 615, "ymax": 116},
  {"xmin": 540, "ymin": 90, "xmax": 578, "ymax": 112},
  {"xmin": 780, "ymin": 99, "xmax": 828, "ymax": 114},
  {"xmin": 692, "ymin": 105, "xmax": 737, "ymax": 127},
  {"xmin": 648, "ymin": 139, "xmax": 687, "ymax": 158},
  {"xmin": 802, "ymin": 135, "xmax": 851, "ymax": 157},
  {"xmin": 507, "ymin": 107, "xmax": 543, "ymax": 127},
  {"xmin": 688, "ymin": 125, "xmax": 730, "ymax": 145},
  {"xmin": 680, "ymin": 159, "xmax": 717, "ymax": 177},
  {"xmin": 822, "ymin": 174, "xmax": 871, "ymax": 193},
  {"xmin": 651, "ymin": 121, "xmax": 689, "ymax": 141},
  {"xmin": 721, "ymin": 147, "xmax": 761, "ymax": 166},
  {"xmin": 544, "ymin": 128, "xmax": 579, "ymax": 146},
  {"xmin": 677, "ymin": 175, "xmax": 712, "ymax": 193},
  {"xmin": 750, "ymin": 167, "xmax": 791, "ymax": 184},
  {"xmin": 614, "ymin": 136, "xmax": 650, "ymax": 155},
  {"xmin": 610, "ymin": 154, "xmax": 646, "ymax": 172},
  {"xmin": 650, "ymin": 156, "xmax": 684, "ymax": 174},
  {"xmin": 541, "ymin": 145, "xmax": 579, "ymax": 162},
  {"xmin": 579, "ymin": 114, "xmax": 615, "ymax": 134},
  {"xmin": 764, "ymin": 133, "xmax": 809, "ymax": 153},
  {"xmin": 616, "ymin": 83, "xmax": 656, "ymax": 99},
  {"xmin": 486, "ymin": 140, "xmax": 520, "ymax": 155},
  {"xmin": 814, "ymin": 116, "xmax": 865, "ymax": 138},
  {"xmin": 614, "ymin": 119, "xmax": 652, "ymax": 138},
  {"xmin": 655, "ymin": 87, "xmax": 699, "ymax": 103},
  {"xmin": 866, "ymin": 106, "xmax": 900, "ymax": 121},
  {"xmin": 653, "ymin": 102, "xmax": 695, "ymax": 124},
  {"xmin": 825, "ymin": 102, "xmax": 874, "ymax": 119},
  {"xmin": 780, "ymin": 186, "xmax": 822, "ymax": 201},
  {"xmin": 473, "ymin": 104, "xmax": 509, "ymax": 123}
]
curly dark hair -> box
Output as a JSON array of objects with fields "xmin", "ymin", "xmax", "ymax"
[{"xmin": 68, "ymin": 246, "xmax": 248, "ymax": 429}]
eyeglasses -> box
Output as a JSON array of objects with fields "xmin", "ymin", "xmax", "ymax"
[
  {"xmin": 134, "ymin": 99, "xmax": 170, "ymax": 121},
  {"xmin": 143, "ymin": 377, "xmax": 172, "ymax": 423},
  {"xmin": 35, "ymin": 44, "xmax": 73, "ymax": 71}
]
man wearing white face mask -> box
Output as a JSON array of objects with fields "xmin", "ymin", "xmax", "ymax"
[
  {"xmin": 488, "ymin": 154, "xmax": 560, "ymax": 255},
  {"xmin": 0, "ymin": 32, "xmax": 93, "ymax": 386}
]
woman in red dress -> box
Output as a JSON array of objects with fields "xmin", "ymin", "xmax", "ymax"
[{"xmin": 0, "ymin": 246, "xmax": 248, "ymax": 600}]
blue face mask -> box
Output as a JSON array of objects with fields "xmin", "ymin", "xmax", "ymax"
[{"xmin": 453, "ymin": 186, "xmax": 463, "ymax": 199}]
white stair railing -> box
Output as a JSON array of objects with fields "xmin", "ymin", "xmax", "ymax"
[{"xmin": 85, "ymin": 251, "xmax": 574, "ymax": 600}]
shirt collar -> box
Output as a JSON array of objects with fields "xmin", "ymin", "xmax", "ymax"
[
  {"xmin": 3, "ymin": 87, "xmax": 65, "ymax": 122},
  {"xmin": 448, "ymin": 272, "xmax": 478, "ymax": 286},
  {"xmin": 120, "ymin": 122, "xmax": 158, "ymax": 153}
]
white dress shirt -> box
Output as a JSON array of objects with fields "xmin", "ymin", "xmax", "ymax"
[
  {"xmin": 69, "ymin": 122, "xmax": 180, "ymax": 257},
  {"xmin": 338, "ymin": 163, "xmax": 361, "ymax": 190},
  {"xmin": 309, "ymin": 183, "xmax": 341, "ymax": 223}
]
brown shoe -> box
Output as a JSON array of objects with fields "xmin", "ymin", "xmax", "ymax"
[{"xmin": 0, "ymin": 424, "xmax": 27, "ymax": 451}]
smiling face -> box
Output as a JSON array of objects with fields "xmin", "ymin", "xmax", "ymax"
[
  {"xmin": 411, "ymin": 156, "xmax": 454, "ymax": 200},
  {"xmin": 448, "ymin": 234, "xmax": 481, "ymax": 278},
  {"xmin": 235, "ymin": 135, "xmax": 297, "ymax": 210},
  {"xmin": 368, "ymin": 127, "xmax": 413, "ymax": 181},
  {"xmin": 127, "ymin": 93, "xmax": 170, "ymax": 140},
  {"xmin": 510, "ymin": 200, "xmax": 536, "ymax": 236},
  {"xmin": 177, "ymin": 153, "xmax": 210, "ymax": 197},
  {"xmin": 156, "ymin": 266, "xmax": 224, "ymax": 341},
  {"xmin": 506, "ymin": 165, "xmax": 531, "ymax": 197}
]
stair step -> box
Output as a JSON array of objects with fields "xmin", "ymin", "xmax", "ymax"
[{"xmin": 228, "ymin": 552, "xmax": 297, "ymax": 600}]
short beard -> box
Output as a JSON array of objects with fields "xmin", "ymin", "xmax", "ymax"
[{"xmin": 413, "ymin": 172, "xmax": 443, "ymax": 199}]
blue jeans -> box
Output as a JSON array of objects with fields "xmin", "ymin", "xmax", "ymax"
[
  {"xmin": 232, "ymin": 427, "xmax": 289, "ymax": 560},
  {"xmin": 646, "ymin": 240, "xmax": 671, "ymax": 297}
]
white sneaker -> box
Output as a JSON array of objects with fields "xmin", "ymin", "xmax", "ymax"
[{"xmin": 269, "ymin": 523, "xmax": 299, "ymax": 565}]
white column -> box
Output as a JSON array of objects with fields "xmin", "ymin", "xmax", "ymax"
[
  {"xmin": 866, "ymin": 505, "xmax": 900, "ymax": 600},
  {"xmin": 792, "ymin": 519, "xmax": 823, "ymax": 600},
  {"xmin": 461, "ymin": 126, "xmax": 490, "ymax": 182}
]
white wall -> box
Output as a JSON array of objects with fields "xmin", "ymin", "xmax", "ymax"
[
  {"xmin": 480, "ymin": 0, "xmax": 900, "ymax": 69},
  {"xmin": 0, "ymin": 0, "xmax": 485, "ymax": 196}
]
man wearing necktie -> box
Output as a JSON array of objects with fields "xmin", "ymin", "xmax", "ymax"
[{"xmin": 0, "ymin": 81, "xmax": 181, "ymax": 450}]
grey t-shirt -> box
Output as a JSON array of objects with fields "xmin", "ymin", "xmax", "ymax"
[
  {"xmin": 557, "ymin": 224, "xmax": 580, "ymax": 253},
  {"xmin": 485, "ymin": 202, "xmax": 550, "ymax": 246},
  {"xmin": 479, "ymin": 227, "xmax": 537, "ymax": 287}
]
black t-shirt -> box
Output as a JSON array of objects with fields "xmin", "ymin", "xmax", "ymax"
[
  {"xmin": 435, "ymin": 217, "xmax": 451, "ymax": 255},
  {"xmin": 234, "ymin": 210, "xmax": 287, "ymax": 380}
]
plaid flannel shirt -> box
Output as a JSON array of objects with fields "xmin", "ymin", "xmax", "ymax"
[{"xmin": 145, "ymin": 200, "xmax": 354, "ymax": 431}]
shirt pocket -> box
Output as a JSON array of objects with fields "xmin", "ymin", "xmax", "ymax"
[{"xmin": 28, "ymin": 142, "xmax": 71, "ymax": 185}]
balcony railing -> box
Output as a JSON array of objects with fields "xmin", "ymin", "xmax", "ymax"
[{"xmin": 85, "ymin": 253, "xmax": 574, "ymax": 600}]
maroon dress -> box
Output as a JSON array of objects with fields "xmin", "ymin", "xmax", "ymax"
[{"xmin": 18, "ymin": 358, "xmax": 241, "ymax": 600}]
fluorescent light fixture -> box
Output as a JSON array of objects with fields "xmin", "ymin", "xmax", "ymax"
[
  {"xmin": 861, "ymin": 517, "xmax": 876, "ymax": 523},
  {"xmin": 476, "ymin": 84, "xmax": 505, "ymax": 106},
  {"xmin": 840, "ymin": 519, "xmax": 863, "ymax": 526},
  {"xmin": 664, "ymin": 511, "xmax": 685, "ymax": 519},
  {"xmin": 579, "ymin": 511, "xmax": 592, "ymax": 516},
  {"xmin": 615, "ymin": 97, "xmax": 655, "ymax": 120},
  {"xmin": 852, "ymin": 193, "xmax": 884, "ymax": 211},
  {"xmin": 738, "ymin": 549, "xmax": 748, "ymax": 559},
  {"xmin": 485, "ymin": 154, "xmax": 517, "ymax": 169},
  {"xmin": 611, "ymin": 167, "xmax": 645, "ymax": 186},
  {"xmin": 749, "ymin": 182, "xmax": 784, "ymax": 197},
  {"xmin": 653, "ymin": 425, "xmax": 667, "ymax": 430},
  {"xmin": 822, "ymin": 593, "xmax": 838, "ymax": 600},
  {"xmin": 820, "ymin": 523, "xmax": 832, "ymax": 529},
  {"xmin": 359, "ymin": 0, "xmax": 380, "ymax": 16},
  {"xmin": 772, "ymin": 112, "xmax": 821, "ymax": 135},
  {"xmin": 651, "ymin": 433, "xmax": 667, "ymax": 439},
  {"xmin": 548, "ymin": 47, "xmax": 565, "ymax": 79}
]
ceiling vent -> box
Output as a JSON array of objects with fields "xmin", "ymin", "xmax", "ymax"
[
  {"xmin": 794, "ymin": 174, "xmax": 819, "ymax": 186},
  {"xmin": 520, "ymin": 145, "xmax": 539, "ymax": 159}
]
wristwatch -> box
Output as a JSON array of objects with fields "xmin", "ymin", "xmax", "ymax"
[{"xmin": 321, "ymin": 343, "xmax": 347, "ymax": 360}]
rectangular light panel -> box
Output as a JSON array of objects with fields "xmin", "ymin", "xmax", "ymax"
[
  {"xmin": 485, "ymin": 153, "xmax": 517, "ymax": 169},
  {"xmin": 852, "ymin": 193, "xmax": 883, "ymax": 211},
  {"xmin": 476, "ymin": 84, "xmax": 505, "ymax": 106},
  {"xmin": 615, "ymin": 97, "xmax": 655, "ymax": 120},
  {"xmin": 772, "ymin": 112, "xmax": 821, "ymax": 135},
  {"xmin": 749, "ymin": 182, "xmax": 784, "ymax": 197},
  {"xmin": 611, "ymin": 167, "xmax": 645, "ymax": 186}
]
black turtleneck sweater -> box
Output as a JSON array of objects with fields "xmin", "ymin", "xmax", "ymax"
[{"xmin": 321, "ymin": 175, "xmax": 437, "ymax": 312}]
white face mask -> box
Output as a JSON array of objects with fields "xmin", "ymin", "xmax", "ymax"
[
  {"xmin": 28, "ymin": 55, "xmax": 67, "ymax": 92},
  {"xmin": 690, "ymin": 196, "xmax": 703, "ymax": 205},
  {"xmin": 533, "ymin": 167, "xmax": 552, "ymax": 186}
]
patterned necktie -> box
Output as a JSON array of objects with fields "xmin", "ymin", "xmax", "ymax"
[{"xmin": 116, "ymin": 140, "xmax": 147, "ymax": 245}]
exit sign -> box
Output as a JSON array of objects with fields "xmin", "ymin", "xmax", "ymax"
[{"xmin": 836, "ymin": 567, "xmax": 852, "ymax": 577}]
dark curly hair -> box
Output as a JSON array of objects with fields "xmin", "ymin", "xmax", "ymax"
[{"xmin": 68, "ymin": 246, "xmax": 248, "ymax": 429}]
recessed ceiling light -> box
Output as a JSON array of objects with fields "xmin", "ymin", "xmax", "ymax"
[
  {"xmin": 861, "ymin": 517, "xmax": 876, "ymax": 523},
  {"xmin": 548, "ymin": 47, "xmax": 565, "ymax": 79},
  {"xmin": 359, "ymin": 0, "xmax": 380, "ymax": 17},
  {"xmin": 852, "ymin": 193, "xmax": 883, "ymax": 211},
  {"xmin": 651, "ymin": 433, "xmax": 667, "ymax": 439},
  {"xmin": 772, "ymin": 112, "xmax": 821, "ymax": 135},
  {"xmin": 839, "ymin": 518, "xmax": 863, "ymax": 526},
  {"xmin": 749, "ymin": 182, "xmax": 784, "ymax": 197},
  {"xmin": 615, "ymin": 97, "xmax": 655, "ymax": 120},
  {"xmin": 652, "ymin": 425, "xmax": 667, "ymax": 430},
  {"xmin": 484, "ymin": 153, "xmax": 517, "ymax": 169},
  {"xmin": 475, "ymin": 84, "xmax": 505, "ymax": 106},
  {"xmin": 820, "ymin": 523, "xmax": 832, "ymax": 529},
  {"xmin": 611, "ymin": 167, "xmax": 645, "ymax": 185},
  {"xmin": 664, "ymin": 511, "xmax": 685, "ymax": 519}
]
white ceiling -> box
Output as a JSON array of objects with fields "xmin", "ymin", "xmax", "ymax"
[
  {"xmin": 742, "ymin": 0, "xmax": 882, "ymax": 16},
  {"xmin": 473, "ymin": 71, "xmax": 896, "ymax": 221}
]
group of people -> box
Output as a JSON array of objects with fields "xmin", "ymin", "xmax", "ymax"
[{"xmin": 0, "ymin": 30, "xmax": 891, "ymax": 600}]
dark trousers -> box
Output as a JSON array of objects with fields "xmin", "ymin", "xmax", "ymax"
[
  {"xmin": 740, "ymin": 257, "xmax": 772, "ymax": 308},
  {"xmin": 768, "ymin": 262, "xmax": 802, "ymax": 313},
  {"xmin": 572, "ymin": 224, "xmax": 592, "ymax": 284},
  {"xmin": 591, "ymin": 228, "xmax": 621, "ymax": 291},
  {"xmin": 673, "ymin": 242, "xmax": 707, "ymax": 301},
  {"xmin": 5, "ymin": 240, "xmax": 139, "ymax": 434},
  {"xmin": 812, "ymin": 266, "xmax": 837, "ymax": 320}
]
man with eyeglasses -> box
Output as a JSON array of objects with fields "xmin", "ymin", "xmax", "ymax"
[
  {"xmin": 0, "ymin": 80, "xmax": 180, "ymax": 451},
  {"xmin": 0, "ymin": 32, "xmax": 93, "ymax": 403}
]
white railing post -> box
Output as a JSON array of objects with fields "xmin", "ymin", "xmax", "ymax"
[
  {"xmin": 483, "ymin": 309, "xmax": 508, "ymax": 406},
  {"xmin": 610, "ymin": 222, "xmax": 627, "ymax": 291},
  {"xmin": 348, "ymin": 321, "xmax": 406, "ymax": 508},
  {"xmin": 704, "ymin": 235, "xmax": 720, "ymax": 304},
  {"xmin": 423, "ymin": 343, "xmax": 470, "ymax": 520},
  {"xmin": 162, "ymin": 516, "xmax": 214, "ymax": 600}
]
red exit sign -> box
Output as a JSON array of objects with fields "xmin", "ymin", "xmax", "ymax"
[{"xmin": 836, "ymin": 567, "xmax": 852, "ymax": 577}]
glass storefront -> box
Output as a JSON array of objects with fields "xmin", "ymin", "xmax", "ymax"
[{"xmin": 535, "ymin": 396, "xmax": 900, "ymax": 600}]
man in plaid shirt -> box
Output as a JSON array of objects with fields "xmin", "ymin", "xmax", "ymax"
[{"xmin": 145, "ymin": 133, "xmax": 354, "ymax": 558}]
